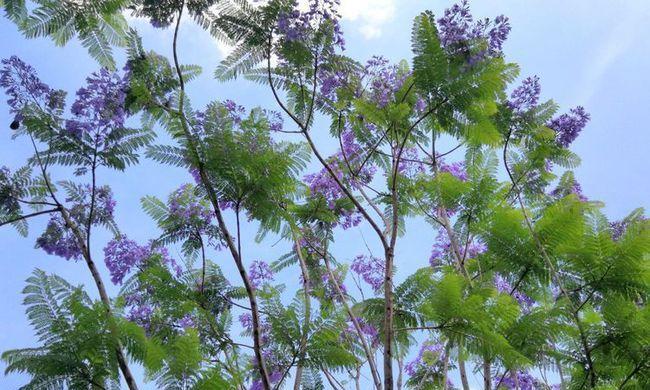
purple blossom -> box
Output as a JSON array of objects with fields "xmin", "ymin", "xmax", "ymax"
[
  {"xmin": 415, "ymin": 96, "xmax": 427, "ymax": 113},
  {"xmin": 508, "ymin": 76, "xmax": 541, "ymax": 112},
  {"xmin": 322, "ymin": 271, "xmax": 347, "ymax": 301},
  {"xmin": 104, "ymin": 237, "xmax": 182, "ymax": 285},
  {"xmin": 168, "ymin": 184, "xmax": 213, "ymax": 227},
  {"xmin": 239, "ymin": 312, "xmax": 253, "ymax": 330},
  {"xmin": 35, "ymin": 216, "xmax": 83, "ymax": 260},
  {"xmin": 404, "ymin": 341, "xmax": 446, "ymax": 377},
  {"xmin": 249, "ymin": 260, "xmax": 274, "ymax": 289},
  {"xmin": 104, "ymin": 236, "xmax": 150, "ymax": 285},
  {"xmin": 275, "ymin": 0, "xmax": 345, "ymax": 51},
  {"xmin": 350, "ymin": 254, "xmax": 385, "ymax": 292},
  {"xmin": 36, "ymin": 185, "xmax": 116, "ymax": 261},
  {"xmin": 438, "ymin": 158, "xmax": 468, "ymax": 181},
  {"xmin": 364, "ymin": 56, "xmax": 409, "ymax": 108},
  {"xmin": 496, "ymin": 371, "xmax": 542, "ymax": 390},
  {"xmin": 223, "ymin": 99, "xmax": 246, "ymax": 124},
  {"xmin": 249, "ymin": 371, "xmax": 283, "ymax": 390},
  {"xmin": 266, "ymin": 110, "xmax": 284, "ymax": 132},
  {"xmin": 177, "ymin": 314, "xmax": 195, "ymax": 329},
  {"xmin": 550, "ymin": 177, "xmax": 588, "ymax": 201},
  {"xmin": 437, "ymin": 1, "xmax": 510, "ymax": 59},
  {"xmin": 341, "ymin": 317, "xmax": 380, "ymax": 348},
  {"xmin": 494, "ymin": 274, "xmax": 534, "ymax": 312},
  {"xmin": 547, "ymin": 106, "xmax": 590, "ymax": 147},
  {"xmin": 0, "ymin": 56, "xmax": 65, "ymax": 121},
  {"xmin": 65, "ymin": 68, "xmax": 128, "ymax": 142},
  {"xmin": 429, "ymin": 228, "xmax": 486, "ymax": 268},
  {"xmin": 610, "ymin": 216, "xmax": 647, "ymax": 241},
  {"xmin": 304, "ymin": 129, "xmax": 376, "ymax": 229},
  {"xmin": 127, "ymin": 301, "xmax": 154, "ymax": 329},
  {"xmin": 398, "ymin": 147, "xmax": 426, "ymax": 178}
]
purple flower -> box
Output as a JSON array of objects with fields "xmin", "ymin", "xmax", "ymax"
[
  {"xmin": 36, "ymin": 185, "xmax": 116, "ymax": 261},
  {"xmin": 494, "ymin": 274, "xmax": 534, "ymax": 312},
  {"xmin": 404, "ymin": 341, "xmax": 446, "ymax": 377},
  {"xmin": 350, "ymin": 254, "xmax": 385, "ymax": 292},
  {"xmin": 438, "ymin": 158, "xmax": 468, "ymax": 181},
  {"xmin": 249, "ymin": 371, "xmax": 283, "ymax": 390},
  {"xmin": 304, "ymin": 129, "xmax": 376, "ymax": 229},
  {"xmin": 496, "ymin": 371, "xmax": 542, "ymax": 390},
  {"xmin": 415, "ymin": 96, "xmax": 427, "ymax": 113},
  {"xmin": 398, "ymin": 147, "xmax": 426, "ymax": 178},
  {"xmin": 341, "ymin": 317, "xmax": 380, "ymax": 348},
  {"xmin": 429, "ymin": 228, "xmax": 485, "ymax": 268},
  {"xmin": 65, "ymin": 68, "xmax": 128, "ymax": 143},
  {"xmin": 0, "ymin": 56, "xmax": 65, "ymax": 117},
  {"xmin": 275, "ymin": 0, "xmax": 345, "ymax": 51},
  {"xmin": 168, "ymin": 184, "xmax": 213, "ymax": 227},
  {"xmin": 548, "ymin": 106, "xmax": 590, "ymax": 147},
  {"xmin": 104, "ymin": 236, "xmax": 150, "ymax": 285},
  {"xmin": 177, "ymin": 314, "xmax": 195, "ymax": 329},
  {"xmin": 364, "ymin": 56, "xmax": 409, "ymax": 108},
  {"xmin": 223, "ymin": 99, "xmax": 246, "ymax": 124},
  {"xmin": 104, "ymin": 237, "xmax": 182, "ymax": 285},
  {"xmin": 322, "ymin": 271, "xmax": 347, "ymax": 301},
  {"xmin": 437, "ymin": 1, "xmax": 510, "ymax": 60},
  {"xmin": 249, "ymin": 260, "xmax": 274, "ymax": 289},
  {"xmin": 35, "ymin": 216, "xmax": 83, "ymax": 260},
  {"xmin": 508, "ymin": 76, "xmax": 541, "ymax": 112}
]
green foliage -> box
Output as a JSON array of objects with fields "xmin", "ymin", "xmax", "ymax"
[
  {"xmin": 2, "ymin": 270, "xmax": 122, "ymax": 389},
  {"xmin": 3, "ymin": 0, "xmax": 130, "ymax": 69}
]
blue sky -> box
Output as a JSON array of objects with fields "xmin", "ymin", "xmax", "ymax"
[{"xmin": 1, "ymin": 1, "xmax": 649, "ymax": 388}]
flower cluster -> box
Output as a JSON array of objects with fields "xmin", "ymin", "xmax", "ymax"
[
  {"xmin": 276, "ymin": 0, "xmax": 345, "ymax": 50},
  {"xmin": 341, "ymin": 317, "xmax": 380, "ymax": 348},
  {"xmin": 65, "ymin": 68, "xmax": 128, "ymax": 142},
  {"xmin": 248, "ymin": 260, "xmax": 274, "ymax": 289},
  {"xmin": 304, "ymin": 129, "xmax": 376, "ymax": 229},
  {"xmin": 36, "ymin": 185, "xmax": 116, "ymax": 261},
  {"xmin": 250, "ymin": 371, "xmax": 283, "ymax": 390},
  {"xmin": 104, "ymin": 236, "xmax": 150, "ymax": 285},
  {"xmin": 438, "ymin": 158, "xmax": 468, "ymax": 181},
  {"xmin": 364, "ymin": 56, "xmax": 409, "ymax": 108},
  {"xmin": 397, "ymin": 147, "xmax": 426, "ymax": 178},
  {"xmin": 239, "ymin": 312, "xmax": 273, "ymax": 346},
  {"xmin": 548, "ymin": 106, "xmax": 590, "ymax": 147},
  {"xmin": 321, "ymin": 270, "xmax": 347, "ymax": 301},
  {"xmin": 350, "ymin": 254, "xmax": 385, "ymax": 292},
  {"xmin": 223, "ymin": 99, "xmax": 246, "ymax": 124},
  {"xmin": 104, "ymin": 237, "xmax": 182, "ymax": 285},
  {"xmin": 550, "ymin": 179, "xmax": 587, "ymax": 202},
  {"xmin": 494, "ymin": 274, "xmax": 534, "ymax": 312},
  {"xmin": 508, "ymin": 76, "xmax": 541, "ymax": 113},
  {"xmin": 168, "ymin": 184, "xmax": 212, "ymax": 227},
  {"xmin": 404, "ymin": 341, "xmax": 446, "ymax": 377},
  {"xmin": 429, "ymin": 228, "xmax": 486, "ymax": 267},
  {"xmin": 495, "ymin": 371, "xmax": 542, "ymax": 390},
  {"xmin": 437, "ymin": 1, "xmax": 511, "ymax": 58},
  {"xmin": 0, "ymin": 56, "xmax": 66, "ymax": 125},
  {"xmin": 36, "ymin": 218, "xmax": 83, "ymax": 260}
]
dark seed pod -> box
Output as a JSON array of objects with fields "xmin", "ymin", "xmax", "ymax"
[{"xmin": 9, "ymin": 120, "xmax": 20, "ymax": 130}]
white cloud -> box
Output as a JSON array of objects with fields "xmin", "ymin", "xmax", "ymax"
[{"xmin": 339, "ymin": 0, "xmax": 396, "ymax": 39}]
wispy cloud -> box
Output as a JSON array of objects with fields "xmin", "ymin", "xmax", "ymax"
[{"xmin": 574, "ymin": 13, "xmax": 644, "ymax": 105}]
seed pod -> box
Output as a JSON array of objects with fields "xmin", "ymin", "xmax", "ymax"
[{"xmin": 9, "ymin": 120, "xmax": 20, "ymax": 130}]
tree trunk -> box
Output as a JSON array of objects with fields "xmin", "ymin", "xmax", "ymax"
[{"xmin": 383, "ymin": 247, "xmax": 395, "ymax": 390}]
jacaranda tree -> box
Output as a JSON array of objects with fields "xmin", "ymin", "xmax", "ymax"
[{"xmin": 0, "ymin": 0, "xmax": 648, "ymax": 389}]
